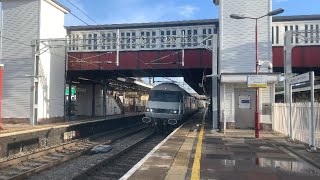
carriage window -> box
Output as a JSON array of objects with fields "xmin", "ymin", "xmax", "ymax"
[{"xmin": 149, "ymin": 90, "xmax": 182, "ymax": 102}]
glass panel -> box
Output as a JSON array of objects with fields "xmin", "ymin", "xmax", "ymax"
[
  {"xmin": 161, "ymin": 31, "xmax": 165, "ymax": 48},
  {"xmin": 316, "ymin": 25, "xmax": 319, "ymax": 43},
  {"xmin": 276, "ymin": 26, "xmax": 279, "ymax": 44},
  {"xmin": 311, "ymin": 25, "xmax": 314, "ymax": 43},
  {"xmin": 83, "ymin": 34, "xmax": 87, "ymax": 50},
  {"xmin": 132, "ymin": 32, "xmax": 136, "ymax": 49},
  {"xmin": 272, "ymin": 27, "xmax": 274, "ymax": 44},
  {"xmin": 112, "ymin": 33, "xmax": 116, "ymax": 49},
  {"xmin": 193, "ymin": 29, "xmax": 198, "ymax": 46},
  {"xmin": 101, "ymin": 33, "xmax": 105, "ymax": 49},
  {"xmin": 149, "ymin": 90, "xmax": 182, "ymax": 102},
  {"xmin": 93, "ymin": 34, "xmax": 97, "ymax": 50},
  {"xmin": 305, "ymin": 25, "xmax": 308, "ymax": 43},
  {"xmin": 152, "ymin": 31, "xmax": 156, "ymax": 48},
  {"xmin": 88, "ymin": 34, "xmax": 92, "ymax": 50},
  {"xmin": 295, "ymin": 25, "xmax": 299, "ymax": 43}
]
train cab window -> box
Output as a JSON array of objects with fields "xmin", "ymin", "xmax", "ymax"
[{"xmin": 149, "ymin": 90, "xmax": 182, "ymax": 102}]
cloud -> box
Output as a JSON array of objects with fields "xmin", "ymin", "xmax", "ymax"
[{"xmin": 178, "ymin": 5, "xmax": 199, "ymax": 18}]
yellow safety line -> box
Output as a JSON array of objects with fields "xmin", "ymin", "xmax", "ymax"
[{"xmin": 191, "ymin": 109, "xmax": 207, "ymax": 180}]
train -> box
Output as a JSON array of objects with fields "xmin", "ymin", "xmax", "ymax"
[{"xmin": 142, "ymin": 83, "xmax": 202, "ymax": 133}]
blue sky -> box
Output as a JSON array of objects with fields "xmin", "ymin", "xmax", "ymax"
[{"xmin": 60, "ymin": 0, "xmax": 320, "ymax": 26}]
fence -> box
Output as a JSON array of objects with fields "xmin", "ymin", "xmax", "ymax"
[{"xmin": 273, "ymin": 103, "xmax": 320, "ymax": 148}]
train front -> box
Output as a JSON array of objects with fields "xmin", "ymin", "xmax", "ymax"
[{"xmin": 142, "ymin": 85, "xmax": 183, "ymax": 132}]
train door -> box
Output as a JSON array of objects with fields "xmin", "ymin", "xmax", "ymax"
[{"xmin": 234, "ymin": 88, "xmax": 256, "ymax": 129}]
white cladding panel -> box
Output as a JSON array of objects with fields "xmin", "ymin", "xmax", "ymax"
[
  {"xmin": 220, "ymin": 0, "xmax": 272, "ymax": 73},
  {"xmin": 37, "ymin": 0, "xmax": 66, "ymax": 118},
  {"xmin": 2, "ymin": 58, "xmax": 32, "ymax": 118},
  {"xmin": 2, "ymin": 0, "xmax": 39, "ymax": 59},
  {"xmin": 260, "ymin": 84, "xmax": 273, "ymax": 124},
  {"xmin": 223, "ymin": 83, "xmax": 234, "ymax": 122},
  {"xmin": 1, "ymin": 0, "xmax": 39, "ymax": 118}
]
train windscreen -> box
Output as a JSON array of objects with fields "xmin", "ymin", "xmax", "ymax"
[{"xmin": 148, "ymin": 90, "xmax": 182, "ymax": 102}]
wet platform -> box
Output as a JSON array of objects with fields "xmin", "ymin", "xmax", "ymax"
[{"xmin": 122, "ymin": 110, "xmax": 320, "ymax": 180}]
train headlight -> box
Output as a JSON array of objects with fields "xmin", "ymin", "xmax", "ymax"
[
  {"xmin": 172, "ymin": 110, "xmax": 178, "ymax": 114},
  {"xmin": 146, "ymin": 108, "xmax": 150, "ymax": 112}
]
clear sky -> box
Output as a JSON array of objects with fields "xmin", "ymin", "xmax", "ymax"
[{"xmin": 60, "ymin": 0, "xmax": 320, "ymax": 26}]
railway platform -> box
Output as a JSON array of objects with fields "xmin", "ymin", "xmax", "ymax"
[
  {"xmin": 122, "ymin": 110, "xmax": 320, "ymax": 180},
  {"xmin": 0, "ymin": 113, "xmax": 143, "ymax": 158},
  {"xmin": 0, "ymin": 112, "xmax": 142, "ymax": 135}
]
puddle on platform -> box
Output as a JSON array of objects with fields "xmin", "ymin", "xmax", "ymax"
[{"xmin": 217, "ymin": 158, "xmax": 320, "ymax": 176}]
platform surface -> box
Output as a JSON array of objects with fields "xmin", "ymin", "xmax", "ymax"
[
  {"xmin": 0, "ymin": 112, "xmax": 143, "ymax": 136},
  {"xmin": 122, "ymin": 110, "xmax": 320, "ymax": 180}
]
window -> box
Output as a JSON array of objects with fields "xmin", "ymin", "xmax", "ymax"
[
  {"xmin": 214, "ymin": 28, "xmax": 218, "ymax": 34},
  {"xmin": 290, "ymin": 26, "xmax": 293, "ymax": 43},
  {"xmin": 112, "ymin": 33, "xmax": 117, "ymax": 49},
  {"xmin": 203, "ymin": 29, "xmax": 207, "ymax": 46},
  {"xmin": 166, "ymin": 31, "xmax": 171, "ymax": 48},
  {"xmin": 316, "ymin": 25, "xmax": 319, "ymax": 43},
  {"xmin": 305, "ymin": 25, "xmax": 308, "ymax": 43},
  {"xmin": 187, "ymin": 30, "xmax": 192, "ymax": 47},
  {"xmin": 120, "ymin": 32, "xmax": 125, "ymax": 49},
  {"xmin": 295, "ymin": 25, "xmax": 299, "ymax": 43},
  {"xmin": 132, "ymin": 32, "xmax": 136, "ymax": 49},
  {"xmin": 106, "ymin": 33, "xmax": 111, "ymax": 49},
  {"xmin": 193, "ymin": 29, "xmax": 198, "ymax": 46},
  {"xmin": 272, "ymin": 27, "xmax": 274, "ymax": 44},
  {"xmin": 149, "ymin": 90, "xmax": 182, "ymax": 102},
  {"xmin": 146, "ymin": 32, "xmax": 151, "ymax": 48},
  {"xmin": 208, "ymin": 29, "xmax": 212, "ymax": 46},
  {"xmin": 161, "ymin": 31, "xmax": 165, "ymax": 48},
  {"xmin": 151, "ymin": 31, "xmax": 156, "ymax": 48},
  {"xmin": 82, "ymin": 34, "xmax": 87, "ymax": 50},
  {"xmin": 276, "ymin": 26, "xmax": 279, "ymax": 44},
  {"xmin": 88, "ymin": 34, "xmax": 92, "ymax": 50},
  {"xmin": 310, "ymin": 25, "xmax": 314, "ymax": 43},
  {"xmin": 181, "ymin": 30, "xmax": 186, "ymax": 47},
  {"xmin": 126, "ymin": 32, "xmax": 131, "ymax": 49},
  {"xmin": 93, "ymin": 34, "xmax": 98, "ymax": 50},
  {"xmin": 101, "ymin": 33, "xmax": 106, "ymax": 49},
  {"xmin": 172, "ymin": 30, "xmax": 177, "ymax": 47}
]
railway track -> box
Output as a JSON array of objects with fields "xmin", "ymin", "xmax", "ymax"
[
  {"xmin": 0, "ymin": 123, "xmax": 149, "ymax": 180},
  {"xmin": 74, "ymin": 134, "xmax": 165, "ymax": 180}
]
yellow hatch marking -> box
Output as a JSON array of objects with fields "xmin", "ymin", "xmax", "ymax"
[{"xmin": 191, "ymin": 109, "xmax": 207, "ymax": 180}]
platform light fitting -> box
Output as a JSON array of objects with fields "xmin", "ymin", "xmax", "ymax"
[
  {"xmin": 78, "ymin": 77, "xmax": 91, "ymax": 81},
  {"xmin": 205, "ymin": 74, "xmax": 219, "ymax": 78}
]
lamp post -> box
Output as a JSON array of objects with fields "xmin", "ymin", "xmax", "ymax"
[{"xmin": 230, "ymin": 8, "xmax": 284, "ymax": 138}]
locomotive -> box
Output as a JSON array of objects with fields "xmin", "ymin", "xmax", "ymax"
[{"xmin": 142, "ymin": 83, "xmax": 199, "ymax": 132}]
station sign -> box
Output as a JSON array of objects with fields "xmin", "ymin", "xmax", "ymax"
[
  {"xmin": 287, "ymin": 72, "xmax": 309, "ymax": 84},
  {"xmin": 247, "ymin": 75, "xmax": 267, "ymax": 88}
]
